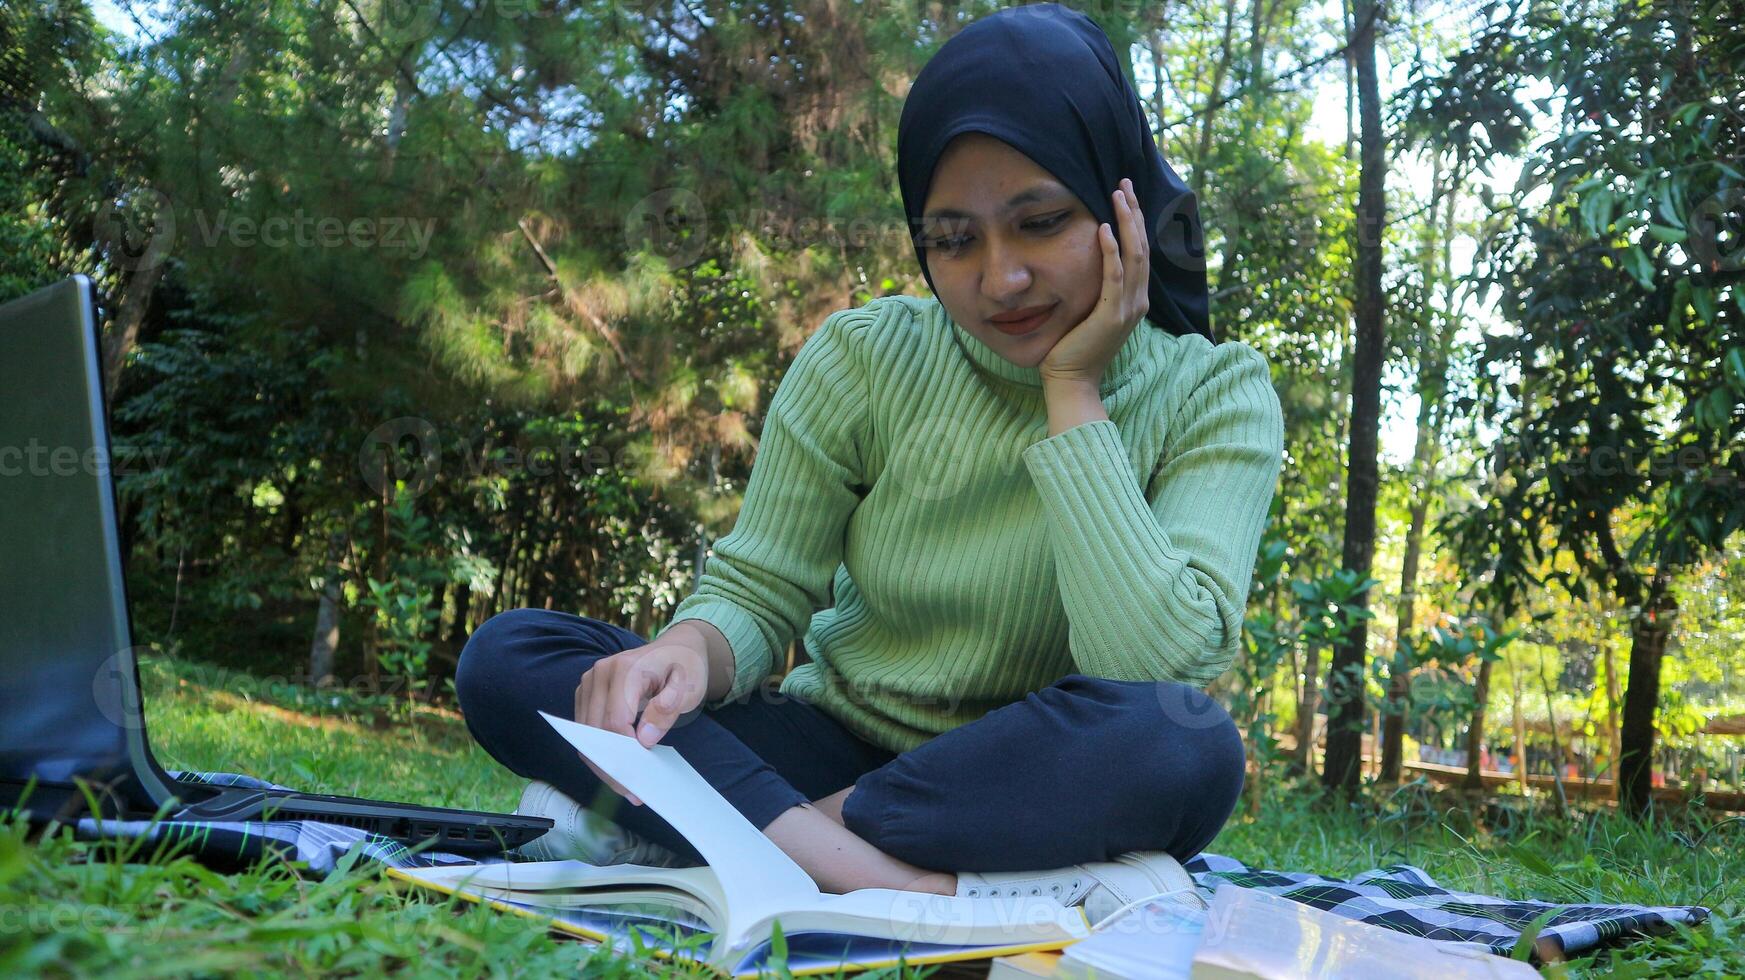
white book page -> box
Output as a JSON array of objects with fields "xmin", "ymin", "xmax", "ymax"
[
  {"xmin": 405, "ymin": 858, "xmax": 716, "ymax": 892},
  {"xmin": 1059, "ymin": 897, "xmax": 1203, "ymax": 980},
  {"xmin": 540, "ymin": 710, "xmax": 823, "ymax": 947},
  {"xmin": 398, "ymin": 858, "xmax": 731, "ymax": 927},
  {"xmin": 761, "ymin": 887, "xmax": 1091, "ymax": 947}
]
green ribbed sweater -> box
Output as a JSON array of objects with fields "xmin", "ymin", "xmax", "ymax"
[{"xmin": 652, "ymin": 294, "xmax": 1284, "ymax": 755}]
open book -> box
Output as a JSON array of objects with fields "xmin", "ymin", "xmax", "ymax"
[{"xmin": 388, "ymin": 711, "xmax": 1091, "ymax": 977}]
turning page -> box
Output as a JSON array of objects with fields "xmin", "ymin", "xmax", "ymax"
[{"xmin": 539, "ymin": 710, "xmax": 820, "ymax": 946}]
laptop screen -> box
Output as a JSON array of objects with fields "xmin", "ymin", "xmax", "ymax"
[{"xmin": 0, "ymin": 277, "xmax": 165, "ymax": 805}]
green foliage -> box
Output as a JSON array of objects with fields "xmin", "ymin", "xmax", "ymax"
[
  {"xmin": 1412, "ymin": 0, "xmax": 1744, "ymax": 616},
  {"xmin": 1404, "ymin": 0, "xmax": 1744, "ymax": 814},
  {"xmin": 1377, "ymin": 615, "xmax": 1520, "ymax": 741},
  {"xmin": 362, "ymin": 493, "xmax": 497, "ymax": 712},
  {"xmin": 1234, "ymin": 533, "xmax": 1293, "ymax": 798},
  {"xmin": 0, "ymin": 118, "xmax": 63, "ymax": 299},
  {"xmin": 1293, "ymin": 568, "xmax": 1382, "ymax": 735}
]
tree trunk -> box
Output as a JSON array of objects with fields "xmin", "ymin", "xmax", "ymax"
[
  {"xmin": 368, "ymin": 478, "xmax": 390, "ymax": 688},
  {"xmin": 280, "ymin": 485, "xmax": 303, "ymax": 557},
  {"xmin": 1383, "ymin": 162, "xmax": 1457, "ymax": 782},
  {"xmin": 1322, "ymin": 0, "xmax": 1388, "ymax": 797},
  {"xmin": 449, "ymin": 582, "xmax": 473, "ymax": 647},
  {"xmin": 1192, "ymin": 0, "xmax": 1241, "ymax": 184},
  {"xmin": 1341, "ymin": 0, "xmax": 1356, "ymax": 158},
  {"xmin": 426, "ymin": 581, "xmax": 453, "ymax": 701},
  {"xmin": 1370, "ymin": 703, "xmax": 1381, "ymax": 777},
  {"xmin": 1604, "ymin": 640, "xmax": 1624, "ymax": 803},
  {"xmin": 1511, "ymin": 665, "xmax": 1530, "ymax": 794},
  {"xmin": 1619, "ymin": 573, "xmax": 1677, "ymax": 817},
  {"xmin": 1539, "ymin": 660, "xmax": 1568, "ymax": 817},
  {"xmin": 1381, "ymin": 463, "xmax": 1430, "ymax": 780},
  {"xmin": 380, "ymin": 62, "xmax": 416, "ymax": 177},
  {"xmin": 1463, "ymin": 657, "xmax": 1492, "ymax": 792},
  {"xmin": 498, "ymin": 515, "xmax": 524, "ymax": 614},
  {"xmin": 101, "ymin": 264, "xmax": 165, "ymax": 405},
  {"xmin": 693, "ymin": 442, "xmax": 719, "ymax": 587},
  {"xmin": 308, "ymin": 532, "xmax": 345, "ymax": 688},
  {"xmin": 1246, "ymin": 0, "xmax": 1271, "ymax": 88},
  {"xmin": 118, "ymin": 492, "xmax": 143, "ymax": 571},
  {"xmin": 524, "ymin": 536, "xmax": 547, "ymax": 611},
  {"xmin": 1294, "ymin": 644, "xmax": 1321, "ymax": 776}
]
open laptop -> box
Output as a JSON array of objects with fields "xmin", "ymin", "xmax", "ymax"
[{"xmin": 0, "ymin": 275, "xmax": 551, "ymax": 856}]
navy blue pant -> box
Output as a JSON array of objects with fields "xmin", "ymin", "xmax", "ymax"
[{"xmin": 454, "ymin": 608, "xmax": 1245, "ymax": 872}]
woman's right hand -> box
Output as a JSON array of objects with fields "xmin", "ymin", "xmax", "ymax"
[{"xmin": 574, "ymin": 636, "xmax": 711, "ymax": 806}]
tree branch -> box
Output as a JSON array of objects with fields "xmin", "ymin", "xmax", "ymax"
[{"xmin": 516, "ymin": 217, "xmax": 647, "ymax": 386}]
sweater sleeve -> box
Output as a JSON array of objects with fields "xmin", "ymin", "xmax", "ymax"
[
  {"xmin": 1019, "ymin": 340, "xmax": 1284, "ymax": 686},
  {"xmin": 652, "ymin": 307, "xmax": 871, "ymax": 707}
]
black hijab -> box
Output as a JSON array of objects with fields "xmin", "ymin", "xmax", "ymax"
[{"xmin": 897, "ymin": 3, "xmax": 1213, "ymax": 342}]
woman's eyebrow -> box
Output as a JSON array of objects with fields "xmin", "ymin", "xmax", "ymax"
[{"xmin": 922, "ymin": 186, "xmax": 1070, "ymax": 222}]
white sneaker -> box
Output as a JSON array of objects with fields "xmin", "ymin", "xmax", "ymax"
[
  {"xmin": 512, "ymin": 780, "xmax": 692, "ymax": 867},
  {"xmin": 953, "ymin": 851, "xmax": 1204, "ymax": 926}
]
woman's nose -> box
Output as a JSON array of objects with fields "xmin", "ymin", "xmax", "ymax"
[{"xmin": 980, "ymin": 239, "xmax": 1032, "ymax": 297}]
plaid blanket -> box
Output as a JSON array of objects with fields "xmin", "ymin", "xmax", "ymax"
[
  {"xmin": 66, "ymin": 771, "xmax": 1708, "ymax": 964},
  {"xmin": 1182, "ymin": 852, "xmax": 1707, "ymax": 962}
]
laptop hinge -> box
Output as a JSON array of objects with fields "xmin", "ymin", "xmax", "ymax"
[{"xmin": 169, "ymin": 784, "xmax": 272, "ymax": 822}]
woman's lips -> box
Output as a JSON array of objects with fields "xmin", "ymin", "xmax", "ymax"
[{"xmin": 987, "ymin": 304, "xmax": 1055, "ymax": 335}]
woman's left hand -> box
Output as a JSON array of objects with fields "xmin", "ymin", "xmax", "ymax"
[{"xmin": 1038, "ymin": 178, "xmax": 1150, "ymax": 385}]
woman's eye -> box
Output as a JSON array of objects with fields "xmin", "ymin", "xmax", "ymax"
[{"xmin": 928, "ymin": 214, "xmax": 1067, "ymax": 256}]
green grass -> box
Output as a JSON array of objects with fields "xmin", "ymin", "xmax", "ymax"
[{"xmin": 3, "ymin": 654, "xmax": 1740, "ymax": 977}]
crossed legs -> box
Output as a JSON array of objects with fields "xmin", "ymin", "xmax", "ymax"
[
  {"xmin": 455, "ymin": 609, "xmax": 1243, "ymax": 895},
  {"xmin": 762, "ymin": 794, "xmax": 958, "ymax": 896},
  {"xmin": 454, "ymin": 609, "xmax": 948, "ymax": 893}
]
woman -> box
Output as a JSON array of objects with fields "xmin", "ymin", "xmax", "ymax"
[{"xmin": 455, "ymin": 3, "xmax": 1284, "ymax": 922}]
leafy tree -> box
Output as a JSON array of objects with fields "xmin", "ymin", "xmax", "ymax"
[
  {"xmin": 1410, "ymin": 0, "xmax": 1745, "ymax": 815},
  {"xmin": 1322, "ymin": 0, "xmax": 1388, "ymax": 796}
]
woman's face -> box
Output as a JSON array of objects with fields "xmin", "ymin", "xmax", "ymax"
[{"xmin": 917, "ymin": 133, "xmax": 1106, "ymax": 368}]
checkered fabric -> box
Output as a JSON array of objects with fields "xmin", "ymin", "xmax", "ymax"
[
  {"xmin": 63, "ymin": 772, "xmax": 1709, "ymax": 963},
  {"xmin": 1183, "ymin": 852, "xmax": 1709, "ymax": 961}
]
